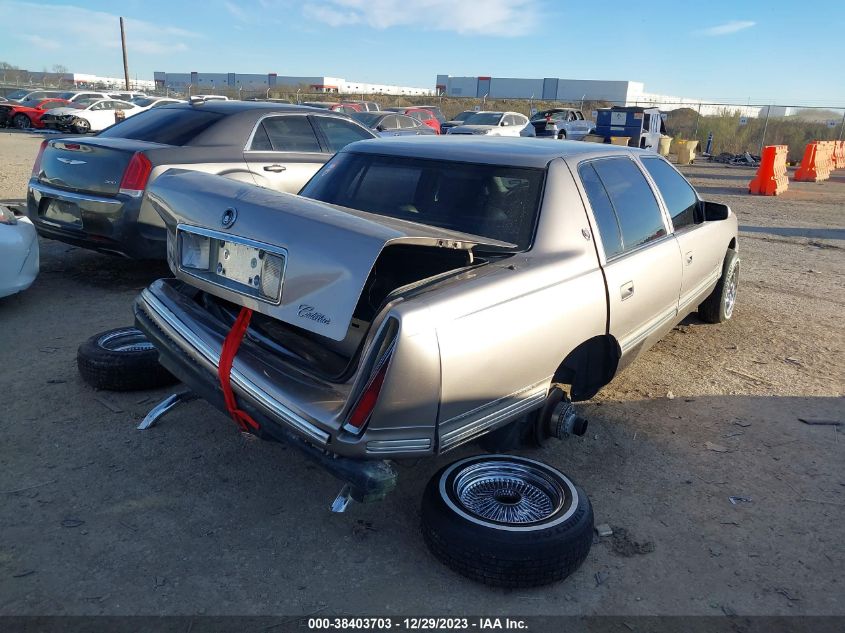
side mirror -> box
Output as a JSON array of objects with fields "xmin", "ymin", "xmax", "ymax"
[
  {"xmin": 375, "ymin": 124, "xmax": 385, "ymax": 132},
  {"xmin": 702, "ymin": 200, "xmax": 729, "ymax": 221}
]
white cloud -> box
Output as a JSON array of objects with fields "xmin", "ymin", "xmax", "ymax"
[
  {"xmin": 302, "ymin": 0, "xmax": 539, "ymax": 37},
  {"xmin": 3, "ymin": 2, "xmax": 199, "ymax": 57},
  {"xmin": 223, "ymin": 0, "xmax": 250, "ymax": 22},
  {"xmin": 697, "ymin": 20, "xmax": 756, "ymax": 36},
  {"xmin": 19, "ymin": 34, "xmax": 61, "ymax": 50}
]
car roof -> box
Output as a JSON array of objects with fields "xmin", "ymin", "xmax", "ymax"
[
  {"xmin": 158, "ymin": 101, "xmax": 334, "ymax": 115},
  {"xmin": 342, "ymin": 136, "xmax": 649, "ymax": 168}
]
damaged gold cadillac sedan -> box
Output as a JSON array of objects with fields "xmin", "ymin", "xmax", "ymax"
[{"xmin": 133, "ymin": 136, "xmax": 739, "ymax": 587}]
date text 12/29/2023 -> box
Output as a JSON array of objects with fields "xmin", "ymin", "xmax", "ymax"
[{"xmin": 307, "ymin": 617, "xmax": 529, "ymax": 630}]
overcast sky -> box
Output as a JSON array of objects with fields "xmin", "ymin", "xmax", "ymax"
[{"xmin": 0, "ymin": 0, "xmax": 843, "ymax": 106}]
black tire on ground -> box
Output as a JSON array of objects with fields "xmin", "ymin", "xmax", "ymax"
[
  {"xmin": 13, "ymin": 113, "xmax": 31, "ymax": 129},
  {"xmin": 77, "ymin": 327, "xmax": 178, "ymax": 391},
  {"xmin": 421, "ymin": 455, "xmax": 593, "ymax": 588},
  {"xmin": 71, "ymin": 117, "xmax": 90, "ymax": 134},
  {"xmin": 698, "ymin": 249, "xmax": 740, "ymax": 323}
]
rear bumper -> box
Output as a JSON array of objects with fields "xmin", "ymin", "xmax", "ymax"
[
  {"xmin": 0, "ymin": 215, "xmax": 39, "ymax": 298},
  {"xmin": 134, "ymin": 278, "xmax": 399, "ymax": 500},
  {"xmin": 26, "ymin": 179, "xmax": 165, "ymax": 259}
]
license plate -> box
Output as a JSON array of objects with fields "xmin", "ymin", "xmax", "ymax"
[
  {"xmin": 215, "ymin": 240, "xmax": 264, "ymax": 288},
  {"xmin": 176, "ymin": 226, "xmax": 286, "ymax": 304},
  {"xmin": 42, "ymin": 199, "xmax": 82, "ymax": 227}
]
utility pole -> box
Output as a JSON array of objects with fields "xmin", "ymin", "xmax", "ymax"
[
  {"xmin": 838, "ymin": 109, "xmax": 845, "ymax": 141},
  {"xmin": 119, "ymin": 17, "xmax": 130, "ymax": 90}
]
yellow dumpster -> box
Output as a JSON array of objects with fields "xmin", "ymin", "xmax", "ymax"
[
  {"xmin": 610, "ymin": 136, "xmax": 632, "ymax": 147},
  {"xmin": 676, "ymin": 140, "xmax": 699, "ymax": 165},
  {"xmin": 658, "ymin": 136, "xmax": 672, "ymax": 157},
  {"xmin": 582, "ymin": 134, "xmax": 606, "ymax": 144}
]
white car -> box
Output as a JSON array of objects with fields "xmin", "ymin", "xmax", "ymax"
[
  {"xmin": 446, "ymin": 111, "xmax": 533, "ymax": 137},
  {"xmin": 130, "ymin": 97, "xmax": 185, "ymax": 112},
  {"xmin": 61, "ymin": 91, "xmax": 112, "ymax": 103},
  {"xmin": 0, "ymin": 206, "xmax": 38, "ymax": 298},
  {"xmin": 42, "ymin": 98, "xmax": 140, "ymax": 133}
]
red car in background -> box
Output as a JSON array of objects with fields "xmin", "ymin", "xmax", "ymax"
[
  {"xmin": 385, "ymin": 107, "xmax": 441, "ymax": 133},
  {"xmin": 301, "ymin": 101, "xmax": 364, "ymax": 114},
  {"xmin": 1, "ymin": 99, "xmax": 72, "ymax": 129}
]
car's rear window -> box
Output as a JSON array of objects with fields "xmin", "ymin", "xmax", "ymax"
[
  {"xmin": 97, "ymin": 108, "xmax": 224, "ymax": 145},
  {"xmin": 301, "ymin": 152, "xmax": 545, "ymax": 250}
]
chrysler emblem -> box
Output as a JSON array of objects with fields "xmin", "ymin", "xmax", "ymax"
[
  {"xmin": 57, "ymin": 158, "xmax": 86, "ymax": 165},
  {"xmin": 221, "ymin": 207, "xmax": 237, "ymax": 228}
]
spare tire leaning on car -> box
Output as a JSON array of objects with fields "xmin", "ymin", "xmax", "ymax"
[
  {"xmin": 421, "ymin": 455, "xmax": 593, "ymax": 587},
  {"xmin": 77, "ymin": 327, "xmax": 178, "ymax": 391}
]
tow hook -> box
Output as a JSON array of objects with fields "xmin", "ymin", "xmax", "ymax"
[{"xmin": 548, "ymin": 401, "xmax": 589, "ymax": 438}]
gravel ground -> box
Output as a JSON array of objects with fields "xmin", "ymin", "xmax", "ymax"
[{"xmin": 0, "ymin": 130, "xmax": 842, "ymax": 617}]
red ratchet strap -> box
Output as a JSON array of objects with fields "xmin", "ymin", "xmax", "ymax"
[{"xmin": 217, "ymin": 306, "xmax": 260, "ymax": 432}]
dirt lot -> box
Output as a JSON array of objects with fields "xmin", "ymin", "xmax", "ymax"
[{"xmin": 0, "ymin": 130, "xmax": 842, "ymax": 617}]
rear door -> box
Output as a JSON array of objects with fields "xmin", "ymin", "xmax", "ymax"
[
  {"xmin": 578, "ymin": 157, "xmax": 682, "ymax": 364},
  {"xmin": 242, "ymin": 114, "xmax": 327, "ymax": 193}
]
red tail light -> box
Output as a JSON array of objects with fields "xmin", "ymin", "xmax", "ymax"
[
  {"xmin": 119, "ymin": 152, "xmax": 152, "ymax": 197},
  {"xmin": 31, "ymin": 140, "xmax": 48, "ymax": 178},
  {"xmin": 345, "ymin": 346, "xmax": 395, "ymax": 432}
]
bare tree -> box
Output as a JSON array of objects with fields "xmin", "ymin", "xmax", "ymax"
[{"xmin": 52, "ymin": 64, "xmax": 68, "ymax": 74}]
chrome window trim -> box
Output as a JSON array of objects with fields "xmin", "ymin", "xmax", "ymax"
[
  {"xmin": 575, "ymin": 155, "xmax": 673, "ymax": 262},
  {"xmin": 242, "ymin": 112, "xmax": 324, "ymax": 154},
  {"xmin": 242, "ymin": 111, "xmax": 373, "ymax": 154},
  {"xmin": 637, "ymin": 154, "xmax": 702, "ymax": 233},
  {"xmin": 175, "ymin": 223, "xmax": 289, "ymax": 306}
]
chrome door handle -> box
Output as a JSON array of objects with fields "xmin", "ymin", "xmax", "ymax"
[
  {"xmin": 620, "ymin": 281, "xmax": 634, "ymax": 300},
  {"xmin": 263, "ymin": 164, "xmax": 286, "ymax": 172}
]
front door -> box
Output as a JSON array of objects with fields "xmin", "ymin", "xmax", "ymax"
[{"xmin": 639, "ymin": 156, "xmax": 725, "ymax": 312}]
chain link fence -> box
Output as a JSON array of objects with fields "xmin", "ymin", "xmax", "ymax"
[{"xmin": 4, "ymin": 79, "xmax": 843, "ymax": 163}]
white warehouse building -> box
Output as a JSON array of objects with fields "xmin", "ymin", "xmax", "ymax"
[
  {"xmin": 435, "ymin": 75, "xmax": 762, "ymax": 117},
  {"xmin": 154, "ymin": 72, "xmax": 434, "ymax": 96}
]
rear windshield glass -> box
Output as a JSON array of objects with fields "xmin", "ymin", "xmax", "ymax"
[
  {"xmin": 351, "ymin": 112, "xmax": 381, "ymax": 126},
  {"xmin": 97, "ymin": 108, "xmax": 224, "ymax": 145},
  {"xmin": 464, "ymin": 112, "xmax": 503, "ymax": 126},
  {"xmin": 300, "ymin": 153, "xmax": 545, "ymax": 250}
]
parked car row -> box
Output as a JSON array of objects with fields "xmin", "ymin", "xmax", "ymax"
[
  {"xmin": 0, "ymin": 88, "xmax": 185, "ymax": 132},
  {"xmin": 6, "ymin": 91, "xmax": 742, "ymax": 592},
  {"xmin": 26, "ymin": 101, "xmax": 377, "ymax": 258}
]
